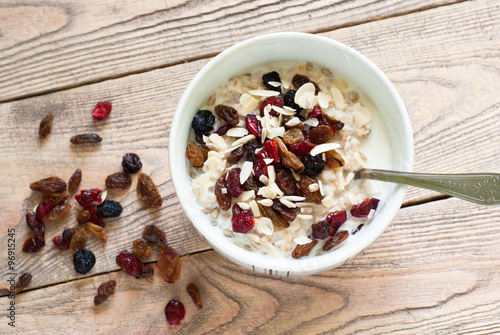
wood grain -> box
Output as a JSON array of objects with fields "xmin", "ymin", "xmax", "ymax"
[
  {"xmin": 0, "ymin": 0, "xmax": 463, "ymax": 102},
  {"xmin": 5, "ymin": 197, "xmax": 500, "ymax": 334}
]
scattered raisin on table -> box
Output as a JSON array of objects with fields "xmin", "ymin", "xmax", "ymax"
[
  {"xmin": 133, "ymin": 239, "xmax": 153, "ymax": 259},
  {"xmin": 86, "ymin": 222, "xmax": 107, "ymax": 243},
  {"xmin": 215, "ymin": 104, "xmax": 239, "ymax": 126},
  {"xmin": 69, "ymin": 228, "xmax": 87, "ymax": 254},
  {"xmin": 77, "ymin": 210, "xmax": 92, "ymax": 225},
  {"xmin": 73, "ymin": 249, "xmax": 96, "ymax": 274},
  {"xmin": 323, "ymin": 230, "xmax": 349, "ymax": 251},
  {"xmin": 39, "ymin": 113, "xmax": 54, "ymax": 139},
  {"xmin": 137, "ymin": 173, "xmax": 163, "ymax": 208},
  {"xmin": 62, "ymin": 227, "xmax": 77, "ymax": 243},
  {"xmin": 105, "ymin": 172, "xmax": 132, "ymax": 189},
  {"xmin": 157, "ymin": 246, "xmax": 181, "ymax": 284},
  {"xmin": 186, "ymin": 144, "xmax": 208, "ymax": 167},
  {"xmin": 75, "ymin": 188, "xmax": 102, "ymax": 208},
  {"xmin": 165, "ymin": 300, "xmax": 185, "ymax": 325},
  {"xmin": 15, "ymin": 273, "xmax": 32, "ymax": 293},
  {"xmin": 68, "ymin": 169, "xmax": 82, "ymax": 193},
  {"xmin": 141, "ymin": 264, "xmax": 154, "ymax": 278},
  {"xmin": 35, "ymin": 197, "xmax": 53, "ymax": 220},
  {"xmin": 92, "ymin": 101, "xmax": 112, "ymax": 120},
  {"xmin": 94, "ymin": 279, "xmax": 116, "ymax": 306},
  {"xmin": 30, "ymin": 176, "xmax": 67, "ymax": 194},
  {"xmin": 262, "ymin": 71, "xmax": 282, "ymax": 92},
  {"xmin": 52, "ymin": 192, "xmax": 69, "ymax": 206},
  {"xmin": 301, "ymin": 154, "xmax": 325, "ymax": 176},
  {"xmin": 191, "ymin": 110, "xmax": 215, "ymax": 134},
  {"xmin": 291, "ymin": 239, "xmax": 318, "ymax": 259},
  {"xmin": 142, "ymin": 224, "xmax": 167, "ymax": 249},
  {"xmin": 45, "ymin": 203, "xmax": 72, "ymax": 222},
  {"xmin": 70, "ymin": 133, "xmax": 102, "ymax": 144},
  {"xmin": 186, "ymin": 283, "xmax": 203, "ymax": 309},
  {"xmin": 122, "ymin": 153, "xmax": 142, "ymax": 174},
  {"xmin": 97, "ymin": 200, "xmax": 123, "ymax": 218},
  {"xmin": 116, "ymin": 251, "xmax": 144, "ymax": 278}
]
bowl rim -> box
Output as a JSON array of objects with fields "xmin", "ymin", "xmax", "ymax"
[{"xmin": 169, "ymin": 32, "xmax": 414, "ymax": 275}]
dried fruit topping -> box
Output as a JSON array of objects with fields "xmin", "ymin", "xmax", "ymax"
[
  {"xmin": 92, "ymin": 101, "xmax": 112, "ymax": 120},
  {"xmin": 298, "ymin": 175, "xmax": 323, "ymax": 204},
  {"xmin": 308, "ymin": 125, "xmax": 334, "ymax": 144},
  {"xmin": 15, "ymin": 273, "xmax": 32, "ymax": 293},
  {"xmin": 45, "ymin": 203, "xmax": 72, "ymax": 222},
  {"xmin": 227, "ymin": 146, "xmax": 245, "ymax": 165},
  {"xmin": 274, "ymin": 137, "xmax": 304, "ymax": 173},
  {"xmin": 186, "ymin": 144, "xmax": 208, "ymax": 167},
  {"xmin": 351, "ymin": 198, "xmax": 380, "ymax": 218},
  {"xmin": 35, "ymin": 197, "xmax": 53, "ymax": 220},
  {"xmin": 326, "ymin": 211, "xmax": 347, "ymax": 234},
  {"xmin": 257, "ymin": 203, "xmax": 289, "ymax": 229},
  {"xmin": 276, "ymin": 169, "xmax": 300, "ymax": 196},
  {"xmin": 122, "ymin": 153, "xmax": 142, "ymax": 174},
  {"xmin": 52, "ymin": 192, "xmax": 69, "ymax": 206},
  {"xmin": 215, "ymin": 104, "xmax": 239, "ymax": 126},
  {"xmin": 86, "ymin": 222, "xmax": 107, "ymax": 243},
  {"xmin": 214, "ymin": 123, "xmax": 233, "ymax": 136},
  {"xmin": 264, "ymin": 140, "xmax": 280, "ymax": 163},
  {"xmin": 290, "ymin": 136, "xmax": 315, "ymax": 156},
  {"xmin": 68, "ymin": 169, "xmax": 82, "ymax": 193},
  {"xmin": 323, "ymin": 230, "xmax": 349, "ymax": 251},
  {"xmin": 70, "ymin": 133, "xmax": 102, "ymax": 144},
  {"xmin": 142, "ymin": 264, "xmax": 154, "ymax": 278},
  {"xmin": 165, "ymin": 300, "xmax": 185, "ymax": 325},
  {"xmin": 73, "ymin": 249, "xmax": 96, "ymax": 274},
  {"xmin": 62, "ymin": 227, "xmax": 77, "ymax": 243},
  {"xmin": 116, "ymin": 251, "xmax": 144, "ymax": 278},
  {"xmin": 253, "ymin": 151, "xmax": 268, "ymax": 179},
  {"xmin": 75, "ymin": 189, "xmax": 102, "ymax": 208},
  {"xmin": 283, "ymin": 89, "xmax": 302, "ymax": 113},
  {"xmin": 243, "ymin": 139, "xmax": 262, "ymax": 162},
  {"xmin": 262, "ymin": 71, "xmax": 282, "ymax": 92},
  {"xmin": 311, "ymin": 220, "xmax": 331, "ymax": 239},
  {"xmin": 353, "ymin": 224, "xmax": 364, "ymax": 234},
  {"xmin": 97, "ymin": 200, "xmax": 123, "ymax": 218},
  {"xmin": 69, "ymin": 228, "xmax": 87, "ymax": 254},
  {"xmin": 231, "ymin": 204, "xmax": 255, "ymax": 233},
  {"xmin": 191, "ymin": 110, "xmax": 216, "ymax": 133},
  {"xmin": 186, "ymin": 283, "xmax": 203, "ymax": 309},
  {"xmin": 292, "ymin": 74, "xmax": 320, "ymax": 94},
  {"xmin": 245, "ymin": 114, "xmax": 262, "ymax": 137},
  {"xmin": 88, "ymin": 207, "xmax": 105, "ymax": 227},
  {"xmin": 260, "ymin": 96, "xmax": 284, "ymax": 116},
  {"xmin": 137, "ymin": 173, "xmax": 163, "ymax": 208},
  {"xmin": 324, "ymin": 149, "xmax": 345, "ymax": 168},
  {"xmin": 291, "ymin": 239, "xmax": 318, "ymax": 259},
  {"xmin": 301, "ymin": 154, "xmax": 325, "ymax": 176},
  {"xmin": 30, "ymin": 176, "xmax": 67, "ymax": 194},
  {"xmin": 52, "ymin": 235, "xmax": 70, "ymax": 251},
  {"xmin": 26, "ymin": 213, "xmax": 44, "ymax": 241},
  {"xmin": 77, "ymin": 209, "xmax": 92, "ymax": 225},
  {"xmin": 322, "ymin": 113, "xmax": 344, "ymax": 131},
  {"xmin": 157, "ymin": 246, "xmax": 181, "ymax": 283},
  {"xmin": 142, "ymin": 224, "xmax": 167, "ymax": 249},
  {"xmin": 309, "ymin": 106, "xmax": 322, "ymax": 118},
  {"xmin": 272, "ymin": 200, "xmax": 297, "ymax": 222},
  {"xmin": 226, "ymin": 168, "xmax": 243, "ymax": 198},
  {"xmin": 105, "ymin": 172, "xmax": 132, "ymax": 189},
  {"xmin": 94, "ymin": 279, "xmax": 116, "ymax": 305},
  {"xmin": 133, "ymin": 239, "xmax": 153, "ymax": 259},
  {"xmin": 215, "ymin": 173, "xmax": 232, "ymax": 211},
  {"xmin": 22, "ymin": 236, "xmax": 45, "ymax": 253},
  {"xmin": 242, "ymin": 174, "xmax": 263, "ymax": 192},
  {"xmin": 282, "ymin": 128, "xmax": 303, "ymax": 145},
  {"xmin": 39, "ymin": 113, "xmax": 54, "ymax": 139}
]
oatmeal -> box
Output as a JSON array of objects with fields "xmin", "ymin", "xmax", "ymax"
[{"xmin": 186, "ymin": 61, "xmax": 380, "ymax": 258}]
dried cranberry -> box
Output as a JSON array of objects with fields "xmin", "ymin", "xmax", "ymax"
[
  {"xmin": 214, "ymin": 124, "xmax": 233, "ymax": 136},
  {"xmin": 92, "ymin": 101, "xmax": 112, "ymax": 120},
  {"xmin": 260, "ymin": 96, "xmax": 284, "ymax": 116},
  {"xmin": 326, "ymin": 211, "xmax": 347, "ymax": 234},
  {"xmin": 245, "ymin": 114, "xmax": 262, "ymax": 137},
  {"xmin": 116, "ymin": 251, "xmax": 143, "ymax": 278},
  {"xmin": 351, "ymin": 198, "xmax": 380, "ymax": 218},
  {"xmin": 165, "ymin": 300, "xmax": 185, "ymax": 325},
  {"xmin": 253, "ymin": 151, "xmax": 268, "ymax": 179},
  {"xmin": 309, "ymin": 106, "xmax": 322, "ymax": 118},
  {"xmin": 75, "ymin": 189, "xmax": 102, "ymax": 208},
  {"xmin": 35, "ymin": 198, "xmax": 53, "ymax": 221},
  {"xmin": 231, "ymin": 205, "xmax": 255, "ymax": 233},
  {"xmin": 226, "ymin": 168, "xmax": 243, "ymax": 198},
  {"xmin": 22, "ymin": 236, "xmax": 45, "ymax": 253},
  {"xmin": 290, "ymin": 136, "xmax": 315, "ymax": 156},
  {"xmin": 88, "ymin": 207, "xmax": 105, "ymax": 227},
  {"xmin": 26, "ymin": 213, "xmax": 44, "ymax": 241},
  {"xmin": 264, "ymin": 140, "xmax": 280, "ymax": 163},
  {"xmin": 52, "ymin": 235, "xmax": 70, "ymax": 251}
]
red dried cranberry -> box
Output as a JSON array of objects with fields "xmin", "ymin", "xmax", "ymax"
[
  {"xmin": 116, "ymin": 251, "xmax": 143, "ymax": 278},
  {"xmin": 253, "ymin": 151, "xmax": 268, "ymax": 179},
  {"xmin": 92, "ymin": 101, "xmax": 112, "ymax": 120},
  {"xmin": 165, "ymin": 300, "xmax": 185, "ymax": 325},
  {"xmin": 260, "ymin": 96, "xmax": 284, "ymax": 116},
  {"xmin": 214, "ymin": 124, "xmax": 233, "ymax": 136},
  {"xmin": 231, "ymin": 205, "xmax": 255, "ymax": 233},
  {"xmin": 52, "ymin": 235, "xmax": 70, "ymax": 251},
  {"xmin": 264, "ymin": 140, "xmax": 280, "ymax": 163},
  {"xmin": 88, "ymin": 207, "xmax": 105, "ymax": 228},
  {"xmin": 22, "ymin": 236, "xmax": 45, "ymax": 253},
  {"xmin": 36, "ymin": 198, "xmax": 53, "ymax": 220},
  {"xmin": 226, "ymin": 168, "xmax": 243, "ymax": 198},
  {"xmin": 326, "ymin": 211, "xmax": 347, "ymax": 234},
  {"xmin": 75, "ymin": 189, "xmax": 102, "ymax": 209},
  {"xmin": 290, "ymin": 136, "xmax": 315, "ymax": 156},
  {"xmin": 245, "ymin": 114, "xmax": 262, "ymax": 137},
  {"xmin": 26, "ymin": 213, "xmax": 45, "ymax": 241},
  {"xmin": 351, "ymin": 198, "xmax": 380, "ymax": 218},
  {"xmin": 309, "ymin": 106, "xmax": 322, "ymax": 118}
]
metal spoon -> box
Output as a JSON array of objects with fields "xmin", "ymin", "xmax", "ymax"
[{"xmin": 355, "ymin": 169, "xmax": 500, "ymax": 206}]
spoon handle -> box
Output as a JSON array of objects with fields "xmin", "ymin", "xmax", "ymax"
[{"xmin": 355, "ymin": 169, "xmax": 500, "ymax": 206}]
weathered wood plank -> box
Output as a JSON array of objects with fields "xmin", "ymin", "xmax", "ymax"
[
  {"xmin": 0, "ymin": 0, "xmax": 463, "ymax": 101},
  {"xmin": 4, "ymin": 197, "xmax": 500, "ymax": 334}
]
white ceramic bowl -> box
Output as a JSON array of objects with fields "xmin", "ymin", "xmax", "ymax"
[{"xmin": 169, "ymin": 32, "xmax": 413, "ymax": 276}]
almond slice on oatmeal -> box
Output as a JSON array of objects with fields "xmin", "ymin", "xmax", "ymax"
[
  {"xmin": 239, "ymin": 161, "xmax": 253, "ymax": 184},
  {"xmin": 248, "ymin": 89, "xmax": 280, "ymax": 97},
  {"xmin": 309, "ymin": 143, "xmax": 341, "ymax": 157},
  {"xmin": 226, "ymin": 127, "xmax": 249, "ymax": 137}
]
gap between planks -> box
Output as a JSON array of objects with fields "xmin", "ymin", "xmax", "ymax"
[{"xmin": 0, "ymin": 0, "xmax": 471, "ymax": 104}]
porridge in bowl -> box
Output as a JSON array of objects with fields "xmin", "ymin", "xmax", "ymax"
[{"xmin": 186, "ymin": 61, "xmax": 382, "ymax": 259}]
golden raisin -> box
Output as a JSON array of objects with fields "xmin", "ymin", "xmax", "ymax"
[
  {"xmin": 257, "ymin": 202, "xmax": 289, "ymax": 229},
  {"xmin": 323, "ymin": 230, "xmax": 349, "ymax": 251},
  {"xmin": 324, "ymin": 150, "xmax": 345, "ymax": 168},
  {"xmin": 292, "ymin": 239, "xmax": 318, "ymax": 259},
  {"xmin": 133, "ymin": 239, "xmax": 153, "ymax": 259},
  {"xmin": 69, "ymin": 228, "xmax": 87, "ymax": 254},
  {"xmin": 308, "ymin": 125, "xmax": 334, "ymax": 144},
  {"xmin": 77, "ymin": 210, "xmax": 91, "ymax": 225},
  {"xmin": 68, "ymin": 169, "xmax": 82, "ymax": 193},
  {"xmin": 30, "ymin": 176, "xmax": 67, "ymax": 194},
  {"xmin": 298, "ymin": 175, "xmax": 323, "ymax": 204},
  {"xmin": 186, "ymin": 144, "xmax": 208, "ymax": 167},
  {"xmin": 86, "ymin": 222, "xmax": 107, "ymax": 243},
  {"xmin": 282, "ymin": 128, "xmax": 303, "ymax": 145},
  {"xmin": 215, "ymin": 173, "xmax": 231, "ymax": 211},
  {"xmin": 105, "ymin": 172, "xmax": 132, "ymax": 189},
  {"xmin": 157, "ymin": 246, "xmax": 181, "ymax": 284},
  {"xmin": 45, "ymin": 203, "xmax": 72, "ymax": 222},
  {"xmin": 186, "ymin": 283, "xmax": 203, "ymax": 309},
  {"xmin": 273, "ymin": 137, "xmax": 304, "ymax": 173},
  {"xmin": 137, "ymin": 173, "xmax": 163, "ymax": 208}
]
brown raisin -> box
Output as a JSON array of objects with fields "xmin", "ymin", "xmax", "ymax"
[
  {"xmin": 39, "ymin": 113, "xmax": 54, "ymax": 139},
  {"xmin": 94, "ymin": 279, "xmax": 116, "ymax": 306},
  {"xmin": 137, "ymin": 173, "xmax": 163, "ymax": 208},
  {"xmin": 282, "ymin": 128, "xmax": 303, "ymax": 145},
  {"xmin": 242, "ymin": 174, "xmax": 263, "ymax": 192},
  {"xmin": 227, "ymin": 146, "xmax": 245, "ymax": 165},
  {"xmin": 272, "ymin": 200, "xmax": 297, "ymax": 222},
  {"xmin": 322, "ymin": 114, "xmax": 344, "ymax": 131},
  {"xmin": 69, "ymin": 228, "xmax": 87, "ymax": 254},
  {"xmin": 77, "ymin": 210, "xmax": 92, "ymax": 225},
  {"xmin": 242, "ymin": 139, "xmax": 262, "ymax": 162},
  {"xmin": 273, "ymin": 137, "xmax": 304, "ymax": 173},
  {"xmin": 157, "ymin": 246, "xmax": 181, "ymax": 284},
  {"xmin": 186, "ymin": 283, "xmax": 203, "ymax": 309},
  {"xmin": 133, "ymin": 239, "xmax": 153, "ymax": 259},
  {"xmin": 105, "ymin": 172, "xmax": 132, "ymax": 189},
  {"xmin": 275, "ymin": 169, "xmax": 300, "ymax": 196},
  {"xmin": 215, "ymin": 173, "xmax": 231, "ymax": 211},
  {"xmin": 215, "ymin": 104, "xmax": 239, "ymax": 126},
  {"xmin": 324, "ymin": 150, "xmax": 345, "ymax": 168},
  {"xmin": 45, "ymin": 203, "xmax": 72, "ymax": 222},
  {"xmin": 86, "ymin": 222, "xmax": 107, "ymax": 243},
  {"xmin": 186, "ymin": 144, "xmax": 208, "ymax": 167},
  {"xmin": 70, "ymin": 133, "xmax": 102, "ymax": 144},
  {"xmin": 292, "ymin": 74, "xmax": 320, "ymax": 94},
  {"xmin": 311, "ymin": 220, "xmax": 331, "ymax": 239},
  {"xmin": 298, "ymin": 175, "xmax": 323, "ymax": 204},
  {"xmin": 323, "ymin": 230, "xmax": 349, "ymax": 251},
  {"xmin": 62, "ymin": 227, "xmax": 77, "ymax": 243},
  {"xmin": 308, "ymin": 125, "xmax": 334, "ymax": 144},
  {"xmin": 51, "ymin": 193, "xmax": 69, "ymax": 206},
  {"xmin": 68, "ymin": 169, "xmax": 82, "ymax": 193},
  {"xmin": 15, "ymin": 273, "xmax": 32, "ymax": 293},
  {"xmin": 30, "ymin": 176, "xmax": 67, "ymax": 194},
  {"xmin": 142, "ymin": 225, "xmax": 167, "ymax": 249},
  {"xmin": 291, "ymin": 239, "xmax": 318, "ymax": 259},
  {"xmin": 122, "ymin": 153, "xmax": 142, "ymax": 174},
  {"xmin": 257, "ymin": 202, "xmax": 289, "ymax": 229}
]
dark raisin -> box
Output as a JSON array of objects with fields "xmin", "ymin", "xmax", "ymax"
[
  {"xmin": 62, "ymin": 227, "xmax": 77, "ymax": 243},
  {"xmin": 351, "ymin": 198, "xmax": 380, "ymax": 218},
  {"xmin": 260, "ymin": 96, "xmax": 284, "ymax": 116},
  {"xmin": 45, "ymin": 203, "xmax": 72, "ymax": 222},
  {"xmin": 215, "ymin": 105, "xmax": 239, "ymax": 126},
  {"xmin": 30, "ymin": 176, "xmax": 67, "ymax": 194},
  {"xmin": 137, "ymin": 173, "xmax": 163, "ymax": 208},
  {"xmin": 165, "ymin": 300, "xmax": 185, "ymax": 325},
  {"xmin": 157, "ymin": 246, "xmax": 181, "ymax": 283},
  {"xmin": 226, "ymin": 168, "xmax": 243, "ymax": 198},
  {"xmin": 272, "ymin": 200, "xmax": 297, "ymax": 222},
  {"xmin": 186, "ymin": 283, "xmax": 203, "ymax": 309},
  {"xmin": 215, "ymin": 173, "xmax": 231, "ymax": 211},
  {"xmin": 231, "ymin": 204, "xmax": 255, "ymax": 233},
  {"xmin": 227, "ymin": 146, "xmax": 245, "ymax": 165},
  {"xmin": 133, "ymin": 239, "xmax": 153, "ymax": 259},
  {"xmin": 262, "ymin": 71, "xmax": 282, "ymax": 92},
  {"xmin": 191, "ymin": 110, "xmax": 216, "ymax": 133},
  {"xmin": 15, "ymin": 273, "xmax": 32, "ymax": 293},
  {"xmin": 276, "ymin": 169, "xmax": 300, "ymax": 196},
  {"xmin": 291, "ymin": 239, "xmax": 318, "ymax": 259},
  {"xmin": 35, "ymin": 197, "xmax": 53, "ymax": 220},
  {"xmin": 283, "ymin": 90, "xmax": 302, "ymax": 113},
  {"xmin": 301, "ymin": 154, "xmax": 325, "ymax": 176},
  {"xmin": 86, "ymin": 222, "xmax": 107, "ymax": 243},
  {"xmin": 77, "ymin": 210, "xmax": 92, "ymax": 225},
  {"xmin": 26, "ymin": 213, "xmax": 44, "ymax": 241},
  {"xmin": 92, "ymin": 101, "xmax": 112, "ymax": 120},
  {"xmin": 308, "ymin": 125, "xmax": 334, "ymax": 144},
  {"xmin": 105, "ymin": 172, "xmax": 132, "ymax": 189},
  {"xmin": 73, "ymin": 249, "xmax": 96, "ymax": 274},
  {"xmin": 245, "ymin": 114, "xmax": 262, "ymax": 137},
  {"xmin": 186, "ymin": 144, "xmax": 208, "ymax": 167},
  {"xmin": 214, "ymin": 123, "xmax": 233, "ymax": 136},
  {"xmin": 242, "ymin": 139, "xmax": 262, "ymax": 162},
  {"xmin": 116, "ymin": 251, "xmax": 144, "ymax": 278},
  {"xmin": 142, "ymin": 264, "xmax": 154, "ymax": 278},
  {"xmin": 311, "ymin": 220, "xmax": 331, "ymax": 239},
  {"xmin": 298, "ymin": 175, "xmax": 323, "ymax": 204},
  {"xmin": 94, "ymin": 279, "xmax": 116, "ymax": 305},
  {"xmin": 326, "ymin": 211, "xmax": 347, "ymax": 234},
  {"xmin": 122, "ymin": 153, "xmax": 142, "ymax": 174},
  {"xmin": 322, "ymin": 113, "xmax": 344, "ymax": 131},
  {"xmin": 142, "ymin": 224, "xmax": 167, "ymax": 249},
  {"xmin": 97, "ymin": 200, "xmax": 123, "ymax": 218},
  {"xmin": 323, "ymin": 230, "xmax": 349, "ymax": 251},
  {"xmin": 69, "ymin": 228, "xmax": 87, "ymax": 253},
  {"xmin": 68, "ymin": 169, "xmax": 82, "ymax": 193},
  {"xmin": 70, "ymin": 133, "xmax": 102, "ymax": 144},
  {"xmin": 257, "ymin": 203, "xmax": 289, "ymax": 229},
  {"xmin": 352, "ymin": 224, "xmax": 364, "ymax": 234},
  {"xmin": 39, "ymin": 113, "xmax": 54, "ymax": 139},
  {"xmin": 292, "ymin": 74, "xmax": 320, "ymax": 94},
  {"xmin": 75, "ymin": 189, "xmax": 102, "ymax": 208},
  {"xmin": 242, "ymin": 174, "xmax": 263, "ymax": 192}
]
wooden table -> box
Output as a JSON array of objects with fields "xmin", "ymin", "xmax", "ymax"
[{"xmin": 1, "ymin": 0, "xmax": 499, "ymax": 333}]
